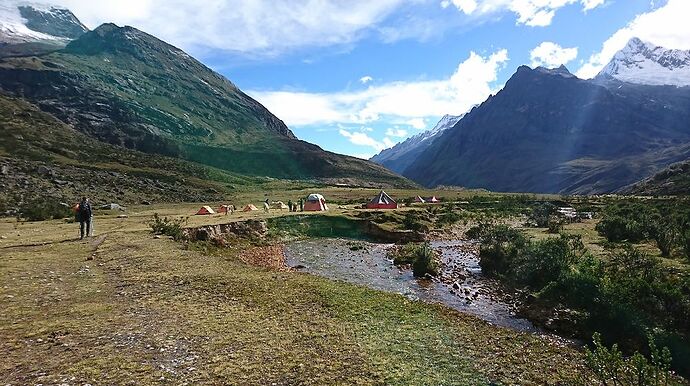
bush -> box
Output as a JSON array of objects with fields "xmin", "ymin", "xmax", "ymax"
[
  {"xmin": 596, "ymin": 215, "xmax": 645, "ymax": 243},
  {"xmin": 412, "ymin": 243, "xmax": 439, "ymax": 278},
  {"xmin": 389, "ymin": 242, "xmax": 439, "ymax": 277},
  {"xmin": 402, "ymin": 211, "xmax": 425, "ymax": 232},
  {"xmin": 149, "ymin": 213, "xmax": 186, "ymax": 240},
  {"xmin": 585, "ymin": 333, "xmax": 673, "ymax": 386},
  {"xmin": 682, "ymin": 229, "xmax": 690, "ymax": 262},
  {"xmin": 529, "ymin": 202, "xmax": 556, "ymax": 227},
  {"xmin": 512, "ymin": 234, "xmax": 584, "ymax": 289},
  {"xmin": 475, "ymin": 224, "xmax": 528, "ymax": 276},
  {"xmin": 547, "ymin": 215, "xmax": 565, "ymax": 234},
  {"xmin": 436, "ymin": 205, "xmax": 462, "ymax": 227},
  {"xmin": 650, "ymin": 222, "xmax": 678, "ymax": 257},
  {"xmin": 18, "ymin": 199, "xmax": 72, "ymax": 222}
]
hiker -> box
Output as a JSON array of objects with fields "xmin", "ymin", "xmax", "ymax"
[
  {"xmin": 288, "ymin": 200, "xmax": 293, "ymax": 212},
  {"xmin": 299, "ymin": 198, "xmax": 304, "ymax": 212},
  {"xmin": 77, "ymin": 196, "xmax": 93, "ymax": 240},
  {"xmin": 264, "ymin": 199, "xmax": 270, "ymax": 213}
]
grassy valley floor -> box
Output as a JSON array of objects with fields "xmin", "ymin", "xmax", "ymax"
[{"xmin": 0, "ymin": 205, "xmax": 586, "ymax": 385}]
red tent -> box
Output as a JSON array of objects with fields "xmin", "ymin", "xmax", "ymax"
[
  {"xmin": 304, "ymin": 194, "xmax": 328, "ymax": 211},
  {"xmin": 414, "ymin": 196, "xmax": 425, "ymax": 203},
  {"xmin": 366, "ymin": 190, "xmax": 398, "ymax": 209},
  {"xmin": 426, "ymin": 196, "xmax": 440, "ymax": 203},
  {"xmin": 196, "ymin": 206, "xmax": 215, "ymax": 215}
]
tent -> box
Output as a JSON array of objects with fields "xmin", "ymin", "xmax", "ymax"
[
  {"xmin": 304, "ymin": 193, "xmax": 328, "ymax": 211},
  {"xmin": 196, "ymin": 206, "xmax": 215, "ymax": 215},
  {"xmin": 243, "ymin": 204, "xmax": 259, "ymax": 212},
  {"xmin": 426, "ymin": 196, "xmax": 440, "ymax": 203},
  {"xmin": 414, "ymin": 196, "xmax": 425, "ymax": 203},
  {"xmin": 271, "ymin": 201, "xmax": 289, "ymax": 210},
  {"xmin": 366, "ymin": 190, "xmax": 398, "ymax": 209}
]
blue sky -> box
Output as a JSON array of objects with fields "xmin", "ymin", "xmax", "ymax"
[{"xmin": 55, "ymin": 0, "xmax": 688, "ymax": 158}]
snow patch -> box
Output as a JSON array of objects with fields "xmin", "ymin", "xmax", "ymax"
[{"xmin": 598, "ymin": 37, "xmax": 690, "ymax": 87}]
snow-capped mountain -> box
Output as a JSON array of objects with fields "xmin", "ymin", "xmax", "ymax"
[
  {"xmin": 0, "ymin": 1, "xmax": 87, "ymax": 45},
  {"xmin": 370, "ymin": 114, "xmax": 464, "ymax": 174},
  {"xmin": 597, "ymin": 37, "xmax": 690, "ymax": 87}
]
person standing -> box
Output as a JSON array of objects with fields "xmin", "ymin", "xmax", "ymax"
[
  {"xmin": 299, "ymin": 198, "xmax": 304, "ymax": 212},
  {"xmin": 288, "ymin": 200, "xmax": 293, "ymax": 212},
  {"xmin": 78, "ymin": 197, "xmax": 92, "ymax": 240}
]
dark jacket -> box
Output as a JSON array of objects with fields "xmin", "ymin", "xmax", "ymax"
[{"xmin": 79, "ymin": 201, "xmax": 92, "ymax": 221}]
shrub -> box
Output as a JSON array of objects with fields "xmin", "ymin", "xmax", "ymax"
[
  {"xmin": 149, "ymin": 213, "xmax": 186, "ymax": 240},
  {"xmin": 547, "ymin": 215, "xmax": 565, "ymax": 234},
  {"xmin": 585, "ymin": 333, "xmax": 672, "ymax": 386},
  {"xmin": 436, "ymin": 205, "xmax": 462, "ymax": 227},
  {"xmin": 512, "ymin": 234, "xmax": 584, "ymax": 289},
  {"xmin": 596, "ymin": 215, "xmax": 645, "ymax": 243},
  {"xmin": 412, "ymin": 242, "xmax": 439, "ymax": 278},
  {"xmin": 529, "ymin": 202, "xmax": 556, "ymax": 227},
  {"xmin": 389, "ymin": 242, "xmax": 439, "ymax": 277},
  {"xmin": 681, "ymin": 229, "xmax": 690, "ymax": 262},
  {"xmin": 18, "ymin": 198, "xmax": 72, "ymax": 222},
  {"xmin": 402, "ymin": 211, "xmax": 425, "ymax": 232},
  {"xmin": 649, "ymin": 222, "xmax": 678, "ymax": 257},
  {"xmin": 476, "ymin": 224, "xmax": 528, "ymax": 277}
]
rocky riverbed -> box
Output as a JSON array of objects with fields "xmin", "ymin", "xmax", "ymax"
[{"xmin": 284, "ymin": 238, "xmax": 538, "ymax": 332}]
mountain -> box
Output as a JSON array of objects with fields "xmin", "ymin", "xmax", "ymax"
[
  {"xmin": 370, "ymin": 114, "xmax": 464, "ymax": 174},
  {"xmin": 0, "ymin": 17, "xmax": 411, "ymax": 189},
  {"xmin": 0, "ymin": 1, "xmax": 87, "ymax": 56},
  {"xmin": 597, "ymin": 37, "xmax": 690, "ymax": 87},
  {"xmin": 403, "ymin": 64, "xmax": 690, "ymax": 194},
  {"xmin": 625, "ymin": 159, "xmax": 690, "ymax": 196}
]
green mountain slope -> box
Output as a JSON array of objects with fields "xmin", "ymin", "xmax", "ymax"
[
  {"xmin": 0, "ymin": 94, "xmax": 306, "ymax": 213},
  {"xmin": 0, "ymin": 23, "xmax": 410, "ymax": 187}
]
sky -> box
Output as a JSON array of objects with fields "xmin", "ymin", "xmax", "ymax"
[{"xmin": 44, "ymin": 0, "xmax": 690, "ymax": 158}]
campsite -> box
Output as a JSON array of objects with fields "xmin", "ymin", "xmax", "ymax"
[{"xmin": 3, "ymin": 185, "xmax": 689, "ymax": 385}]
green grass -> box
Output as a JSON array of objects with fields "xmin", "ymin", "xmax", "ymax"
[{"xmin": 0, "ymin": 207, "xmax": 588, "ymax": 385}]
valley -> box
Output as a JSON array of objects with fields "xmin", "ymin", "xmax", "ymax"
[{"xmin": 1, "ymin": 1, "xmax": 689, "ymax": 385}]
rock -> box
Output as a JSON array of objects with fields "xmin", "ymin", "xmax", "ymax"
[
  {"xmin": 37, "ymin": 165, "xmax": 54, "ymax": 176},
  {"xmin": 153, "ymin": 235, "xmax": 161, "ymax": 239},
  {"xmin": 141, "ymin": 200, "xmax": 152, "ymax": 205},
  {"xmin": 117, "ymin": 214, "xmax": 128, "ymax": 218},
  {"xmin": 0, "ymin": 165, "xmax": 9, "ymax": 175},
  {"xmin": 101, "ymin": 203, "xmax": 125, "ymax": 211}
]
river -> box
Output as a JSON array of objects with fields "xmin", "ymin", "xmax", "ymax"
[{"xmin": 283, "ymin": 238, "xmax": 538, "ymax": 332}]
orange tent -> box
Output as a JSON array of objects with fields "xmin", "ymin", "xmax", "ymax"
[
  {"xmin": 243, "ymin": 204, "xmax": 259, "ymax": 212},
  {"xmin": 196, "ymin": 206, "xmax": 215, "ymax": 215}
]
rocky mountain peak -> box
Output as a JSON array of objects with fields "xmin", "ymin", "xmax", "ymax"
[
  {"xmin": 597, "ymin": 37, "xmax": 690, "ymax": 86},
  {"xmin": 0, "ymin": 1, "xmax": 86, "ymax": 44}
]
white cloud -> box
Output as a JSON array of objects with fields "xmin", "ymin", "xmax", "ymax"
[
  {"xmin": 406, "ymin": 118, "xmax": 427, "ymax": 130},
  {"xmin": 339, "ymin": 129, "xmax": 394, "ymax": 152},
  {"xmin": 530, "ymin": 41, "xmax": 578, "ymax": 68},
  {"xmin": 386, "ymin": 128, "xmax": 409, "ymax": 137},
  {"xmin": 48, "ymin": 0, "xmax": 406, "ymax": 56},
  {"xmin": 360, "ymin": 76, "xmax": 374, "ymax": 84},
  {"xmin": 249, "ymin": 49, "xmax": 509, "ymax": 127},
  {"xmin": 577, "ymin": 0, "xmax": 690, "ymax": 79},
  {"xmin": 443, "ymin": 0, "xmax": 606, "ymax": 27}
]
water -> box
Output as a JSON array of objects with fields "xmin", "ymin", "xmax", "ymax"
[{"xmin": 284, "ymin": 238, "xmax": 538, "ymax": 332}]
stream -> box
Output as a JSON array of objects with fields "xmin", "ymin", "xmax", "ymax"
[{"xmin": 284, "ymin": 238, "xmax": 538, "ymax": 333}]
